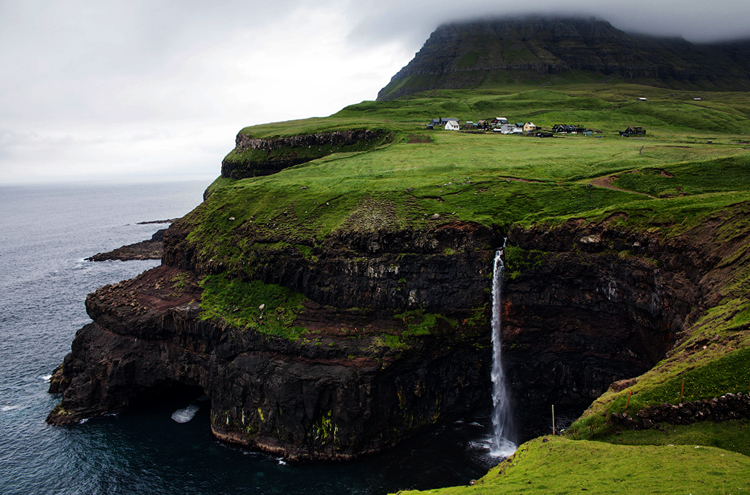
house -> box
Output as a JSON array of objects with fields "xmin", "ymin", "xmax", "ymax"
[
  {"xmin": 428, "ymin": 117, "xmax": 459, "ymax": 130},
  {"xmin": 582, "ymin": 130, "xmax": 594, "ymax": 137},
  {"xmin": 552, "ymin": 124, "xmax": 583, "ymax": 134},
  {"xmin": 491, "ymin": 117, "xmax": 509, "ymax": 127},
  {"xmin": 619, "ymin": 126, "xmax": 646, "ymax": 137},
  {"xmin": 500, "ymin": 124, "xmax": 514, "ymax": 134},
  {"xmin": 445, "ymin": 120, "xmax": 460, "ymax": 131},
  {"xmin": 523, "ymin": 122, "xmax": 537, "ymax": 132}
]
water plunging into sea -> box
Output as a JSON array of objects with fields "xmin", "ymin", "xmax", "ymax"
[{"xmin": 490, "ymin": 247, "xmax": 517, "ymax": 457}]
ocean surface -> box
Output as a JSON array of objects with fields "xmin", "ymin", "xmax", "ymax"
[{"xmin": 0, "ymin": 180, "xmax": 509, "ymax": 495}]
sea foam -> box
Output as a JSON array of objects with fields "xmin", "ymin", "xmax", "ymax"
[{"xmin": 171, "ymin": 404, "xmax": 199, "ymax": 423}]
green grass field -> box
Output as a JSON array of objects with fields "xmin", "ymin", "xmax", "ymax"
[{"xmin": 393, "ymin": 436, "xmax": 750, "ymax": 495}]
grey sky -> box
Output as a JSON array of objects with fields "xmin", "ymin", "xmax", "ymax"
[{"xmin": 1, "ymin": 0, "xmax": 747, "ymax": 184}]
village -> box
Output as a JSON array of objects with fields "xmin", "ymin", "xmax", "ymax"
[{"xmin": 427, "ymin": 117, "xmax": 646, "ymax": 138}]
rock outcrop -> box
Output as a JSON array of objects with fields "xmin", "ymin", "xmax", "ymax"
[
  {"xmin": 610, "ymin": 393, "xmax": 750, "ymax": 430},
  {"xmin": 221, "ymin": 129, "xmax": 388, "ymax": 180},
  {"xmin": 86, "ymin": 229, "xmax": 167, "ymax": 262}
]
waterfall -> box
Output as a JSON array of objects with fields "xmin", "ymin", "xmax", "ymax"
[{"xmin": 490, "ymin": 248, "xmax": 517, "ymax": 457}]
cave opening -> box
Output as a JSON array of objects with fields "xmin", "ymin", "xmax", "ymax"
[{"xmin": 127, "ymin": 381, "xmax": 209, "ymax": 422}]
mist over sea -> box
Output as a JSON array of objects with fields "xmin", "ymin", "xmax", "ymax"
[{"xmin": 0, "ymin": 180, "xmax": 495, "ymax": 494}]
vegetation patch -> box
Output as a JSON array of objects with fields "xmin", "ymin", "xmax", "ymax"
[
  {"xmin": 394, "ymin": 309, "xmax": 457, "ymax": 338},
  {"xmin": 199, "ymin": 273, "xmax": 308, "ymax": 340},
  {"xmin": 592, "ymin": 420, "xmax": 750, "ymax": 457},
  {"xmin": 503, "ymin": 245, "xmax": 548, "ymax": 280}
]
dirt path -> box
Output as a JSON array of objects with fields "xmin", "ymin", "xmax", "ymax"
[{"xmin": 589, "ymin": 175, "xmax": 656, "ymax": 198}]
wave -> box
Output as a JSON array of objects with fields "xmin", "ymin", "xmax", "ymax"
[
  {"xmin": 1, "ymin": 405, "xmax": 21, "ymax": 412},
  {"xmin": 171, "ymin": 404, "xmax": 200, "ymax": 423}
]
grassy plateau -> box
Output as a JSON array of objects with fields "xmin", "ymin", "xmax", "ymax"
[{"xmin": 185, "ymin": 83, "xmax": 750, "ymax": 493}]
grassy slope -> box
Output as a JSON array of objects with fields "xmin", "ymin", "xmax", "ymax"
[
  {"xmin": 189, "ymin": 84, "xmax": 750, "ymax": 491},
  {"xmin": 394, "ymin": 436, "xmax": 750, "ymax": 495}
]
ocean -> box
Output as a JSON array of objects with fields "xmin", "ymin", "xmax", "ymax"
[{"xmin": 0, "ymin": 180, "xmax": 498, "ymax": 495}]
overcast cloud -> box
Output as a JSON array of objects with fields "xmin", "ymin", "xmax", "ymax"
[{"xmin": 1, "ymin": 0, "xmax": 748, "ymax": 184}]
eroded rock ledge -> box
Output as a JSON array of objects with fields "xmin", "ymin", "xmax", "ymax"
[
  {"xmin": 234, "ymin": 130, "xmax": 378, "ymax": 152},
  {"xmin": 47, "ymin": 209, "xmax": 744, "ymax": 460},
  {"xmin": 86, "ymin": 229, "xmax": 167, "ymax": 262},
  {"xmin": 221, "ymin": 130, "xmax": 386, "ymax": 180}
]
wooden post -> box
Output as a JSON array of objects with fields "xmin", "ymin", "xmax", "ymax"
[
  {"xmin": 626, "ymin": 389, "xmax": 632, "ymax": 410},
  {"xmin": 552, "ymin": 405, "xmax": 556, "ymax": 436},
  {"xmin": 680, "ymin": 377, "xmax": 685, "ymax": 403}
]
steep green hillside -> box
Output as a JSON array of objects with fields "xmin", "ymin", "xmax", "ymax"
[{"xmin": 377, "ymin": 17, "xmax": 750, "ymax": 100}]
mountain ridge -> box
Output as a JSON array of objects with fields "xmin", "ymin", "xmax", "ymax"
[{"xmin": 377, "ymin": 16, "xmax": 750, "ymax": 100}]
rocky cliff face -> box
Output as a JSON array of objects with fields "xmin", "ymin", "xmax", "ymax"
[
  {"xmin": 47, "ymin": 206, "xmax": 741, "ymax": 459},
  {"xmin": 47, "ymin": 267, "xmax": 488, "ymax": 460},
  {"xmin": 377, "ymin": 16, "xmax": 750, "ymax": 100}
]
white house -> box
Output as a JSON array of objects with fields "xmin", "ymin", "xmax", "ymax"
[
  {"xmin": 500, "ymin": 123, "xmax": 521, "ymax": 134},
  {"xmin": 445, "ymin": 120, "xmax": 460, "ymax": 131}
]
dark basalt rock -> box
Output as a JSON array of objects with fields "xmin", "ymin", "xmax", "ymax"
[
  {"xmin": 86, "ymin": 229, "xmax": 167, "ymax": 262},
  {"xmin": 46, "ymin": 264, "xmax": 491, "ymax": 461},
  {"xmin": 48, "ymin": 206, "xmax": 747, "ymax": 460}
]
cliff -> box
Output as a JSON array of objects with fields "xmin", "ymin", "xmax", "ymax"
[
  {"xmin": 377, "ymin": 16, "xmax": 750, "ymax": 100},
  {"xmin": 47, "ymin": 198, "xmax": 750, "ymax": 459},
  {"xmin": 49, "ymin": 225, "xmax": 496, "ymax": 460}
]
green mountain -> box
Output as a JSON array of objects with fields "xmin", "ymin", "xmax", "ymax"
[{"xmin": 378, "ymin": 16, "xmax": 750, "ymax": 100}]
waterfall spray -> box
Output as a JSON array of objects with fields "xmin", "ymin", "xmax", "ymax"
[{"xmin": 490, "ymin": 244, "xmax": 517, "ymax": 457}]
